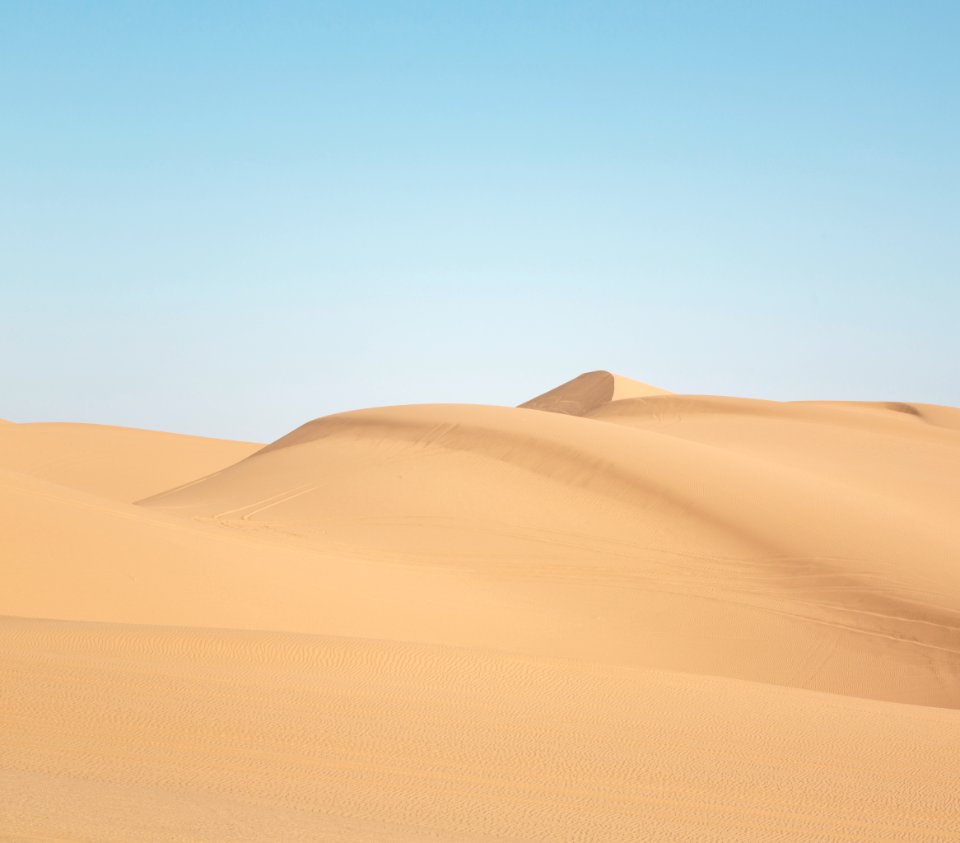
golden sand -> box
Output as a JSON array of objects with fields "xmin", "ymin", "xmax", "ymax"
[{"xmin": 3, "ymin": 372, "xmax": 959, "ymax": 840}]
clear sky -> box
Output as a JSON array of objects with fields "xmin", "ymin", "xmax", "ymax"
[{"xmin": 2, "ymin": 1, "xmax": 958, "ymax": 441}]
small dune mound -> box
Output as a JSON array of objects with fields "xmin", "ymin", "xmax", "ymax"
[{"xmin": 519, "ymin": 370, "xmax": 669, "ymax": 416}]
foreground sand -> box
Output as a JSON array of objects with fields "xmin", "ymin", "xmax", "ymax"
[{"xmin": 3, "ymin": 371, "xmax": 959, "ymax": 841}]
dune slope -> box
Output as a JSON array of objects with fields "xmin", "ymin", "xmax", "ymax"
[{"xmin": 3, "ymin": 616, "xmax": 959, "ymax": 843}]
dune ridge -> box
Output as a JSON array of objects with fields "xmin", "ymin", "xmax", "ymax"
[{"xmin": 2, "ymin": 372, "xmax": 959, "ymax": 841}]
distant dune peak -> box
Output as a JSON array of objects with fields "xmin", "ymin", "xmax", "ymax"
[{"xmin": 519, "ymin": 370, "xmax": 670, "ymax": 416}]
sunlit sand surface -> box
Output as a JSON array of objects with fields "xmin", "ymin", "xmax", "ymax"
[{"xmin": 3, "ymin": 371, "xmax": 959, "ymax": 841}]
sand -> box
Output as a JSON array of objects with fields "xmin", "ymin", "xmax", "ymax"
[{"xmin": 2, "ymin": 371, "xmax": 959, "ymax": 841}]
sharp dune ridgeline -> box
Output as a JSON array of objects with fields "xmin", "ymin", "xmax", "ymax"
[{"xmin": 3, "ymin": 371, "xmax": 960, "ymax": 841}]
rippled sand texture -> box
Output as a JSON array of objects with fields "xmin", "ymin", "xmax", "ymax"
[{"xmin": 3, "ymin": 371, "xmax": 960, "ymax": 841}]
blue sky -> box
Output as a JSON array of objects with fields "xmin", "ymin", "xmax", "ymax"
[{"xmin": 2, "ymin": 1, "xmax": 958, "ymax": 440}]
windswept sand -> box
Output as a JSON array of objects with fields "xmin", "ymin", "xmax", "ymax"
[{"xmin": 2, "ymin": 372, "xmax": 960, "ymax": 841}]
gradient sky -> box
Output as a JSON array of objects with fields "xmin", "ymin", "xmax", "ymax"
[{"xmin": 2, "ymin": 1, "xmax": 958, "ymax": 441}]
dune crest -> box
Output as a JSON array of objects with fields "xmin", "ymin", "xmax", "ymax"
[{"xmin": 518, "ymin": 369, "xmax": 669, "ymax": 415}]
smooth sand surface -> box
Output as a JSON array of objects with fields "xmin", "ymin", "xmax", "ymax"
[{"xmin": 3, "ymin": 372, "xmax": 959, "ymax": 841}]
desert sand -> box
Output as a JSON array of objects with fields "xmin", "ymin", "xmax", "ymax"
[{"xmin": 3, "ymin": 371, "xmax": 960, "ymax": 841}]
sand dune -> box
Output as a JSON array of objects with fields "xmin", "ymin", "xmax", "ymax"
[
  {"xmin": 3, "ymin": 372, "xmax": 959, "ymax": 840},
  {"xmin": 140, "ymin": 399, "xmax": 960, "ymax": 705},
  {"xmin": 0, "ymin": 420, "xmax": 258, "ymax": 501}
]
